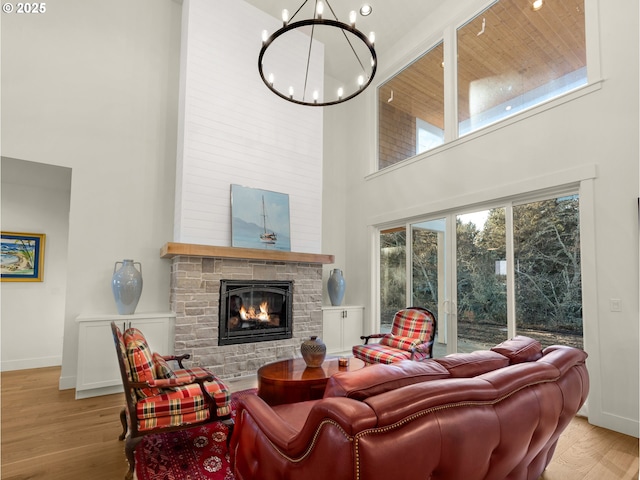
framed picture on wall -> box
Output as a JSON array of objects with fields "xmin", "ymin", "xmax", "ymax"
[
  {"xmin": 1, "ymin": 232, "xmax": 46, "ymax": 282},
  {"xmin": 231, "ymin": 185, "xmax": 291, "ymax": 251}
]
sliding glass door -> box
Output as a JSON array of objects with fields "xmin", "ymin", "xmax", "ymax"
[
  {"xmin": 411, "ymin": 219, "xmax": 447, "ymax": 355},
  {"xmin": 456, "ymin": 208, "xmax": 508, "ymax": 352},
  {"xmin": 379, "ymin": 220, "xmax": 449, "ymax": 354},
  {"xmin": 379, "ymin": 227, "xmax": 406, "ymax": 333},
  {"xmin": 378, "ymin": 193, "xmax": 583, "ymax": 356},
  {"xmin": 513, "ymin": 195, "xmax": 583, "ymax": 349}
]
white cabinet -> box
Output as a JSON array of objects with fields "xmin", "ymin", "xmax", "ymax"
[
  {"xmin": 322, "ymin": 306, "xmax": 364, "ymax": 354},
  {"xmin": 75, "ymin": 312, "xmax": 175, "ymax": 399}
]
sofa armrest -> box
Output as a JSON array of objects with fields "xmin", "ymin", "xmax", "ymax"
[
  {"xmin": 236, "ymin": 395, "xmax": 300, "ymax": 447},
  {"xmin": 232, "ymin": 396, "xmax": 376, "ymax": 480},
  {"xmin": 300, "ymin": 397, "xmax": 379, "ymax": 436},
  {"xmin": 540, "ymin": 345, "xmax": 588, "ymax": 374},
  {"xmin": 234, "ymin": 395, "xmax": 377, "ymax": 455}
]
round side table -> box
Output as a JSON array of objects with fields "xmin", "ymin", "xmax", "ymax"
[{"xmin": 257, "ymin": 356, "xmax": 365, "ymax": 406}]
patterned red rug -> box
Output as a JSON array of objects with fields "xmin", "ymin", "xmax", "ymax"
[{"xmin": 135, "ymin": 388, "xmax": 256, "ymax": 480}]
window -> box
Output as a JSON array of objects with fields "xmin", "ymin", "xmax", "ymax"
[
  {"xmin": 378, "ymin": 42, "xmax": 444, "ymax": 170},
  {"xmin": 411, "ymin": 219, "xmax": 445, "ymax": 316},
  {"xmin": 458, "ymin": 0, "xmax": 586, "ymax": 135},
  {"xmin": 513, "ymin": 195, "xmax": 583, "ymax": 348},
  {"xmin": 377, "ymin": 0, "xmax": 587, "ymax": 170},
  {"xmin": 456, "ymin": 208, "xmax": 508, "ymax": 350},
  {"xmin": 417, "ymin": 118, "xmax": 445, "ymax": 155},
  {"xmin": 378, "ymin": 192, "xmax": 583, "ymax": 354},
  {"xmin": 379, "ymin": 227, "xmax": 406, "ymax": 332}
]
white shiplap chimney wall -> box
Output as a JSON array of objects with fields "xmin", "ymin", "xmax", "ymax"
[{"xmin": 175, "ymin": 0, "xmax": 324, "ymax": 253}]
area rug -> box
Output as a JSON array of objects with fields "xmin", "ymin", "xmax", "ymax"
[{"xmin": 135, "ymin": 388, "xmax": 257, "ymax": 480}]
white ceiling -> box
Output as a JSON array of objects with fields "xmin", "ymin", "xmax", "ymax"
[{"xmin": 244, "ymin": 0, "xmax": 448, "ymax": 79}]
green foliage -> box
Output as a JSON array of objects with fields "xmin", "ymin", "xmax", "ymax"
[
  {"xmin": 380, "ymin": 230, "xmax": 407, "ymax": 325},
  {"xmin": 380, "ymin": 196, "xmax": 582, "ymax": 335},
  {"xmin": 456, "ymin": 209, "xmax": 507, "ymax": 324},
  {"xmin": 454, "ymin": 198, "xmax": 581, "ymax": 332},
  {"xmin": 17, "ymin": 239, "xmax": 34, "ymax": 269},
  {"xmin": 513, "ymin": 197, "xmax": 582, "ymax": 332},
  {"xmin": 411, "ymin": 228, "xmax": 439, "ymax": 314}
]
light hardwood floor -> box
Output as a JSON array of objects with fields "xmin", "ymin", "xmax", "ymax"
[{"xmin": 1, "ymin": 367, "xmax": 637, "ymax": 480}]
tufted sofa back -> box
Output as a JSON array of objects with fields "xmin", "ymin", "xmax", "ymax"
[
  {"xmin": 354, "ymin": 345, "xmax": 587, "ymax": 480},
  {"xmin": 231, "ymin": 337, "xmax": 589, "ymax": 480}
]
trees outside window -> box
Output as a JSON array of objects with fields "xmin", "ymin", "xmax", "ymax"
[
  {"xmin": 379, "ymin": 194, "xmax": 582, "ymax": 352},
  {"xmin": 513, "ymin": 196, "xmax": 582, "ymax": 347},
  {"xmin": 456, "ymin": 208, "xmax": 508, "ymax": 349},
  {"xmin": 380, "ymin": 228, "xmax": 406, "ymax": 332}
]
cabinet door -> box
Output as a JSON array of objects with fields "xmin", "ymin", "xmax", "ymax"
[
  {"xmin": 342, "ymin": 307, "xmax": 364, "ymax": 349},
  {"xmin": 76, "ymin": 314, "xmax": 174, "ymax": 398},
  {"xmin": 322, "ymin": 309, "xmax": 343, "ymax": 354},
  {"xmin": 77, "ymin": 322, "xmax": 121, "ymax": 390}
]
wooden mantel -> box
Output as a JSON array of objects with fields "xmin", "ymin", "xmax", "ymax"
[{"xmin": 160, "ymin": 242, "xmax": 335, "ymax": 265}]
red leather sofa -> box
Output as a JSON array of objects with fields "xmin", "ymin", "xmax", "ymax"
[{"xmin": 230, "ymin": 336, "xmax": 589, "ymax": 480}]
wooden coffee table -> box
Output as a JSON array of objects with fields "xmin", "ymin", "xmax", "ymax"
[{"xmin": 257, "ymin": 356, "xmax": 366, "ymax": 406}]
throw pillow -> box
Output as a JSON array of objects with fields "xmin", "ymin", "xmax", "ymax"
[
  {"xmin": 123, "ymin": 327, "xmax": 160, "ymax": 397},
  {"xmin": 153, "ymin": 352, "xmax": 176, "ymax": 379},
  {"xmin": 491, "ymin": 335, "xmax": 543, "ymax": 364}
]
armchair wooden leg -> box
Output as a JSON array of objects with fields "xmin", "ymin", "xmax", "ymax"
[
  {"xmin": 118, "ymin": 407, "xmax": 128, "ymax": 441},
  {"xmin": 124, "ymin": 435, "xmax": 142, "ymax": 480}
]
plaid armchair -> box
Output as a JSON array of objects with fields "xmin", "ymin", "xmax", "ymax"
[
  {"xmin": 352, "ymin": 307, "xmax": 437, "ymax": 364},
  {"xmin": 111, "ymin": 322, "xmax": 233, "ymax": 480}
]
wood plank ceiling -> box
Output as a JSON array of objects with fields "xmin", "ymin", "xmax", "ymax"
[{"xmin": 379, "ymin": 0, "xmax": 586, "ymax": 129}]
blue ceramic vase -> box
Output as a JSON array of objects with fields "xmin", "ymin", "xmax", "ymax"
[
  {"xmin": 112, "ymin": 259, "xmax": 143, "ymax": 315},
  {"xmin": 327, "ymin": 268, "xmax": 346, "ymax": 306}
]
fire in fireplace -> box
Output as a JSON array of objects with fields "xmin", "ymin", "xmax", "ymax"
[{"xmin": 219, "ymin": 279, "xmax": 293, "ymax": 345}]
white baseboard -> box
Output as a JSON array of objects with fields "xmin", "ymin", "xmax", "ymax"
[
  {"xmin": 58, "ymin": 374, "xmax": 76, "ymax": 390},
  {"xmin": 590, "ymin": 410, "xmax": 640, "ymax": 438},
  {"xmin": 75, "ymin": 384, "xmax": 124, "ymax": 399},
  {"xmin": 1, "ymin": 355, "xmax": 61, "ymax": 372}
]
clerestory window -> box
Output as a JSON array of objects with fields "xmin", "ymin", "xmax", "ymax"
[
  {"xmin": 378, "ymin": 42, "xmax": 444, "ymax": 170},
  {"xmin": 378, "ymin": 0, "xmax": 587, "ymax": 170},
  {"xmin": 457, "ymin": 0, "xmax": 586, "ymax": 135}
]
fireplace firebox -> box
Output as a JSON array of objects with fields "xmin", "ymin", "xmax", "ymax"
[{"xmin": 219, "ymin": 279, "xmax": 293, "ymax": 345}]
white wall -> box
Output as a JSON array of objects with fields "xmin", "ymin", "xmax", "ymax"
[
  {"xmin": 322, "ymin": 0, "xmax": 639, "ymax": 436},
  {"xmin": 175, "ymin": 0, "xmax": 323, "ymax": 253},
  {"xmin": 1, "ymin": 0, "xmax": 182, "ymax": 387},
  {"xmin": 2, "ymin": 0, "xmax": 636, "ymax": 439},
  {"xmin": 1, "ymin": 159, "xmax": 71, "ymax": 370}
]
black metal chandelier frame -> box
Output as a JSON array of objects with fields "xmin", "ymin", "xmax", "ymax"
[{"xmin": 258, "ymin": 1, "xmax": 377, "ymax": 107}]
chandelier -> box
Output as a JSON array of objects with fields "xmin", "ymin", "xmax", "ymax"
[{"xmin": 258, "ymin": 1, "xmax": 377, "ymax": 107}]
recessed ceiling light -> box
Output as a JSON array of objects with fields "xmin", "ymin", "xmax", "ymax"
[{"xmin": 360, "ymin": 4, "xmax": 372, "ymax": 16}]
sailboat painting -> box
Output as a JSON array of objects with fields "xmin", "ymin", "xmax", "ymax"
[{"xmin": 231, "ymin": 185, "xmax": 291, "ymax": 251}]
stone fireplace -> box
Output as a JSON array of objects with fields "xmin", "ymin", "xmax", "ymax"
[{"xmin": 162, "ymin": 243, "xmax": 334, "ymax": 379}]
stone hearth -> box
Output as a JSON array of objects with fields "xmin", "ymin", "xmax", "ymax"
[{"xmin": 163, "ymin": 243, "xmax": 334, "ymax": 379}]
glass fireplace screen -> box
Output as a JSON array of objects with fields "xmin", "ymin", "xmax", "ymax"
[{"xmin": 219, "ymin": 279, "xmax": 293, "ymax": 345}]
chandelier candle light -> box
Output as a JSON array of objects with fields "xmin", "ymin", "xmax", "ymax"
[{"xmin": 259, "ymin": 0, "xmax": 377, "ymax": 106}]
